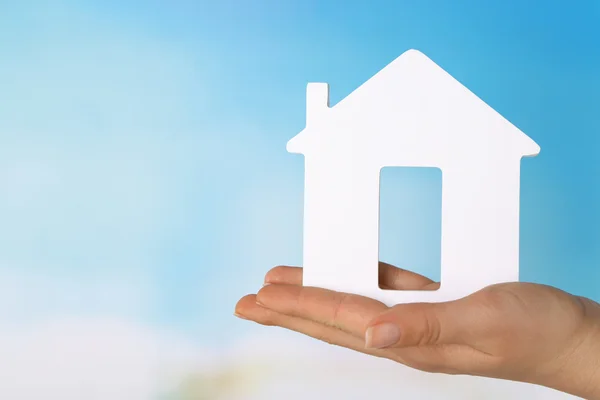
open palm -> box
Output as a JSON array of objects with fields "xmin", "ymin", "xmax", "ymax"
[{"xmin": 235, "ymin": 262, "xmax": 600, "ymax": 399}]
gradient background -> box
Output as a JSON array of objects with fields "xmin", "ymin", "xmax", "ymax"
[{"xmin": 0, "ymin": 1, "xmax": 598, "ymax": 399}]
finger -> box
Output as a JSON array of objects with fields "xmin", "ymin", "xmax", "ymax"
[
  {"xmin": 264, "ymin": 266, "xmax": 302, "ymax": 285},
  {"xmin": 235, "ymin": 294, "xmax": 391, "ymax": 357},
  {"xmin": 378, "ymin": 262, "xmax": 439, "ymax": 290},
  {"xmin": 256, "ymin": 284, "xmax": 388, "ymax": 338},
  {"xmin": 364, "ymin": 300, "xmax": 472, "ymax": 349},
  {"xmin": 235, "ymin": 295, "xmax": 459, "ymax": 374},
  {"xmin": 264, "ymin": 263, "xmax": 441, "ymax": 290}
]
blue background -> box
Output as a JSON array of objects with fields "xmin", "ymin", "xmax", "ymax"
[{"xmin": 0, "ymin": 0, "xmax": 598, "ymax": 374}]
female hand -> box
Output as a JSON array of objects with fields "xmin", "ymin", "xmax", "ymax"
[{"xmin": 235, "ymin": 262, "xmax": 600, "ymax": 399}]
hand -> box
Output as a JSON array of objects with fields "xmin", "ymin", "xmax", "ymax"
[{"xmin": 235, "ymin": 263, "xmax": 600, "ymax": 399}]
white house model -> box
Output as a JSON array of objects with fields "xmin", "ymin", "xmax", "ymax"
[{"xmin": 287, "ymin": 49, "xmax": 540, "ymax": 306}]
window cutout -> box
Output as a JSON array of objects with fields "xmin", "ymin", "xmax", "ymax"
[{"xmin": 379, "ymin": 167, "xmax": 442, "ymax": 290}]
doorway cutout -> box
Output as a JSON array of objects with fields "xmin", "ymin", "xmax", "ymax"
[{"xmin": 378, "ymin": 167, "xmax": 442, "ymax": 290}]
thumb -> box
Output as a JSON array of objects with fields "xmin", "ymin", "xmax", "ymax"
[{"xmin": 364, "ymin": 300, "xmax": 470, "ymax": 349}]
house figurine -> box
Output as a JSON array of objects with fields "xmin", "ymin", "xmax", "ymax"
[{"xmin": 287, "ymin": 49, "xmax": 540, "ymax": 306}]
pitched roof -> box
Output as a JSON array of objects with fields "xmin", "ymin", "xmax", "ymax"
[{"xmin": 288, "ymin": 49, "xmax": 540, "ymax": 157}]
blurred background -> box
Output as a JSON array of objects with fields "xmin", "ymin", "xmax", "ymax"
[{"xmin": 0, "ymin": 1, "xmax": 598, "ymax": 399}]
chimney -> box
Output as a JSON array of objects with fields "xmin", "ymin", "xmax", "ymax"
[{"xmin": 306, "ymin": 82, "xmax": 329, "ymax": 126}]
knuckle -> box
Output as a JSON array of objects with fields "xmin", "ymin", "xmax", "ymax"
[
  {"xmin": 330, "ymin": 293, "xmax": 350, "ymax": 328},
  {"xmin": 479, "ymin": 283, "xmax": 512, "ymax": 307},
  {"xmin": 420, "ymin": 308, "xmax": 442, "ymax": 346}
]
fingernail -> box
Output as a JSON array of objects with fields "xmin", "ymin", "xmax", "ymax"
[
  {"xmin": 234, "ymin": 312, "xmax": 248, "ymax": 320},
  {"xmin": 262, "ymin": 282, "xmax": 271, "ymax": 287},
  {"xmin": 365, "ymin": 323, "xmax": 401, "ymax": 349}
]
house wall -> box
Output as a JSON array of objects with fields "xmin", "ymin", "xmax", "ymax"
[
  {"xmin": 440, "ymin": 158, "xmax": 522, "ymax": 296},
  {"xmin": 301, "ymin": 149, "xmax": 523, "ymax": 305},
  {"xmin": 301, "ymin": 155, "xmax": 381, "ymax": 294}
]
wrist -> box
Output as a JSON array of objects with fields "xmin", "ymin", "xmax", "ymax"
[{"xmin": 541, "ymin": 297, "xmax": 600, "ymax": 399}]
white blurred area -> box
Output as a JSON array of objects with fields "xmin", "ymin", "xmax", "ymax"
[
  {"xmin": 0, "ymin": 318, "xmax": 579, "ymax": 400},
  {"xmin": 207, "ymin": 330, "xmax": 578, "ymax": 400}
]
